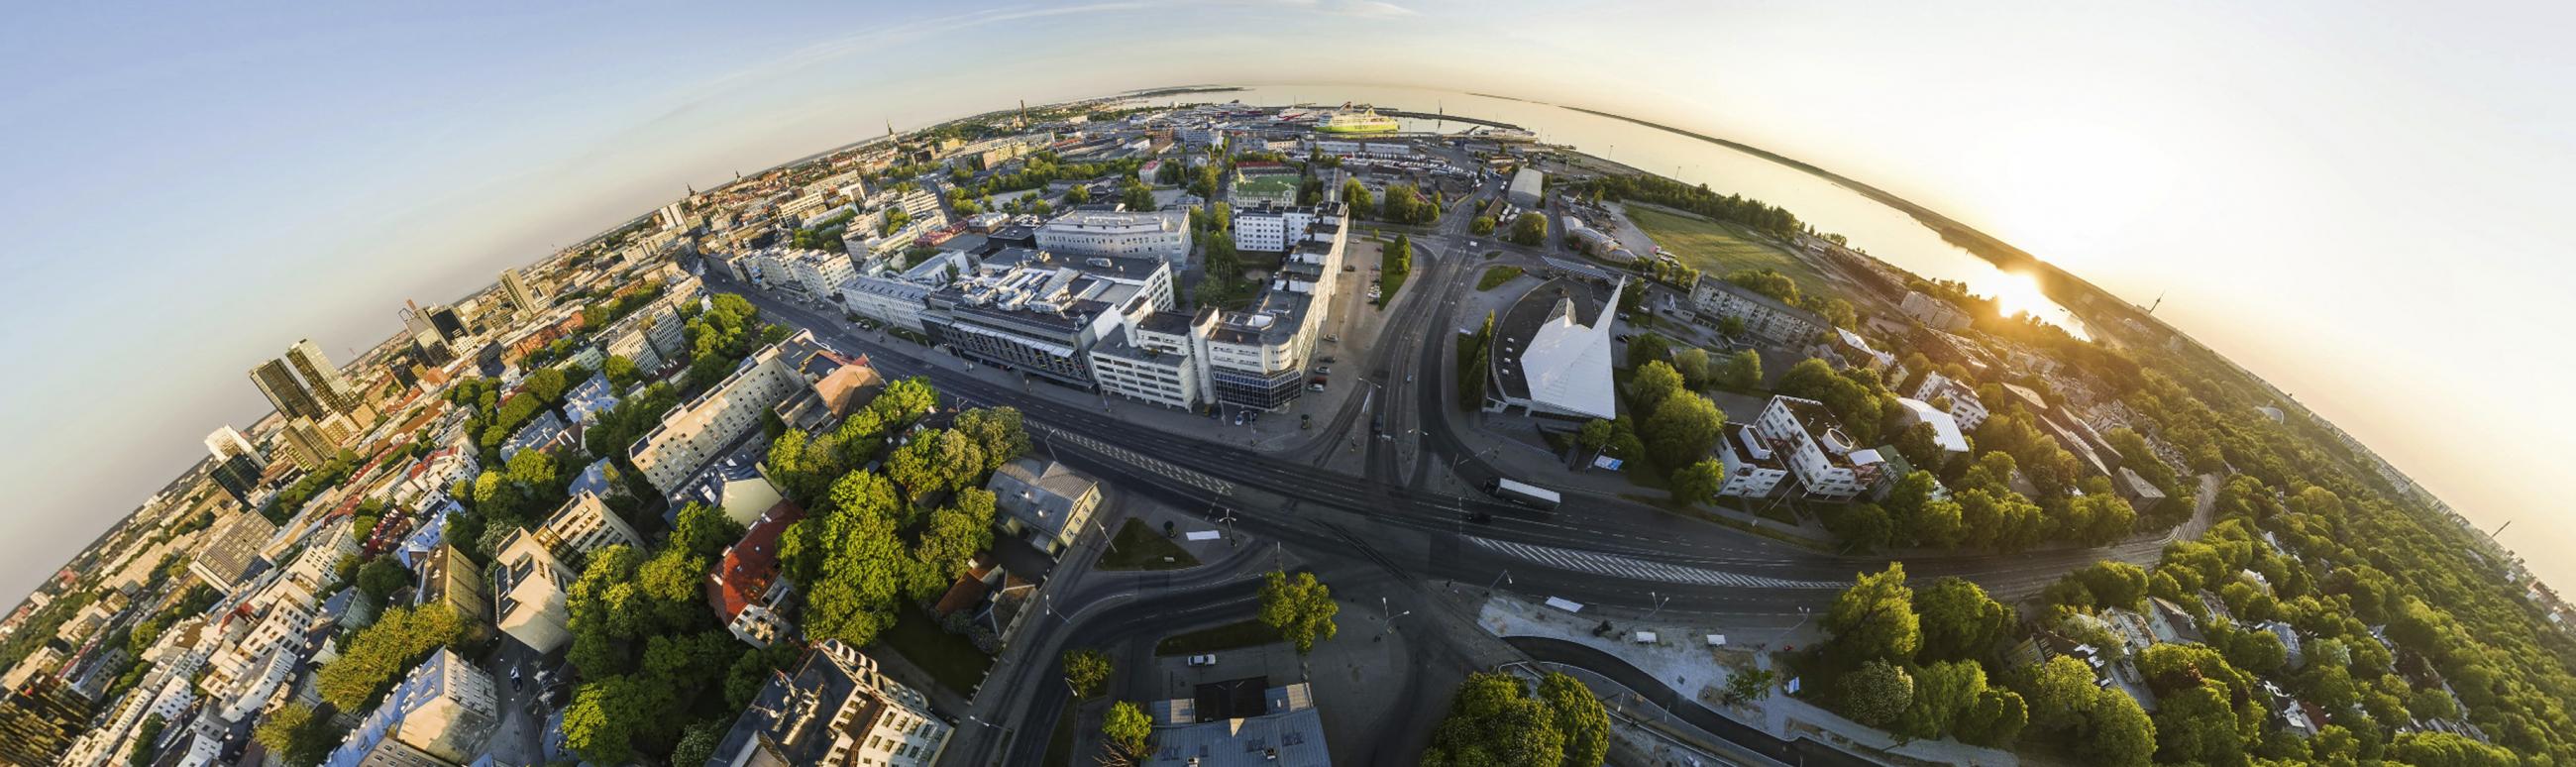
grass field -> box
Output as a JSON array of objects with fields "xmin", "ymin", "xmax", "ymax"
[
  {"xmin": 1476, "ymin": 266, "xmax": 1525, "ymax": 291},
  {"xmin": 1153, "ymin": 618, "xmax": 1278, "ymax": 656},
  {"xmin": 876, "ymin": 606, "xmax": 995, "ymax": 697},
  {"xmin": 1098, "ymin": 518, "xmax": 1200, "ymax": 571},
  {"xmin": 1231, "ymin": 173, "xmax": 1299, "ymax": 205},
  {"xmin": 1625, "ymin": 205, "xmax": 1833, "ymax": 296}
]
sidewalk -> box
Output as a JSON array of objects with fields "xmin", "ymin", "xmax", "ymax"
[{"xmin": 1476, "ymin": 595, "xmax": 2018, "ymax": 767}]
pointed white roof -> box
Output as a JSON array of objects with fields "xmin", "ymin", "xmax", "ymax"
[{"xmin": 1517, "ymin": 278, "xmax": 1622, "ymax": 420}]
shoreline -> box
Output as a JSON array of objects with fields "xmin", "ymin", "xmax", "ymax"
[{"xmin": 1558, "ymin": 105, "xmax": 2154, "ymax": 330}]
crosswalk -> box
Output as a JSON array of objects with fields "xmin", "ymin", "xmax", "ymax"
[
  {"xmin": 1468, "ymin": 537, "xmax": 1849, "ymax": 590},
  {"xmin": 1035, "ymin": 423, "xmax": 1237, "ymax": 497}
]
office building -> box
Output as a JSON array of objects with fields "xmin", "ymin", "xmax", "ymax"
[
  {"xmin": 500, "ymin": 268, "xmax": 545, "ymax": 317},
  {"xmin": 250, "ymin": 358, "xmax": 327, "ymax": 421},
  {"xmin": 704, "ymin": 640, "xmax": 952, "ymax": 767},
  {"xmin": 923, "ymin": 249, "xmax": 1175, "ymax": 389},
  {"xmin": 1034, "ymin": 209, "xmax": 1192, "ymax": 263},
  {"xmin": 205, "ymin": 425, "xmax": 268, "ymax": 505},
  {"xmin": 1231, "ymin": 204, "xmax": 1322, "ymax": 253},
  {"xmin": 287, "ymin": 338, "xmax": 363, "ymax": 414},
  {"xmin": 277, "ymin": 416, "xmax": 336, "ymax": 471},
  {"xmin": 1091, "ymin": 205, "xmax": 1347, "ymax": 412},
  {"xmin": 191, "ymin": 511, "xmax": 277, "ymax": 593},
  {"xmin": 600, "ymin": 290, "xmax": 688, "ymax": 372},
  {"xmin": 1750, "ymin": 395, "xmax": 1888, "ymax": 500},
  {"xmin": 323, "ymin": 650, "xmax": 500, "ymax": 767},
  {"xmin": 414, "ymin": 543, "xmax": 493, "ymax": 647},
  {"xmin": 839, "ymin": 274, "xmax": 938, "ymax": 333},
  {"xmin": 0, "ymin": 677, "xmax": 92, "ymax": 766},
  {"xmin": 752, "ymin": 248, "xmax": 858, "ymax": 301},
  {"xmin": 1690, "ymin": 275, "xmax": 1826, "ymax": 344},
  {"xmin": 629, "ymin": 332, "xmax": 827, "ymax": 495}
]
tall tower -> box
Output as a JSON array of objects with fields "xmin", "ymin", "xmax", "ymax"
[
  {"xmin": 205, "ymin": 425, "xmax": 268, "ymax": 505},
  {"xmin": 500, "ymin": 268, "xmax": 545, "ymax": 316},
  {"xmin": 286, "ymin": 339, "xmax": 360, "ymax": 413},
  {"xmin": 250, "ymin": 358, "xmax": 325, "ymax": 421}
]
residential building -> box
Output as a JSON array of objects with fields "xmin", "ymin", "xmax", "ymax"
[
  {"xmin": 323, "ymin": 650, "xmax": 500, "ymax": 767},
  {"xmin": 499, "ymin": 410, "xmax": 570, "ymax": 461},
  {"xmin": 1910, "ymin": 372, "xmax": 1991, "ymax": 432},
  {"xmin": 1713, "ymin": 423, "xmax": 1790, "ymax": 497},
  {"xmin": 704, "ymin": 640, "xmax": 953, "ymax": 767},
  {"xmin": 1089, "ymin": 205, "xmax": 1347, "ymax": 413},
  {"xmin": 1144, "ymin": 682, "xmax": 1329, "ymax": 767},
  {"xmin": 536, "ymin": 492, "xmax": 643, "ymax": 556},
  {"xmin": 1231, "ymin": 203, "xmax": 1321, "ymax": 253},
  {"xmin": 1034, "ymin": 209, "xmax": 1192, "ymax": 263},
  {"xmin": 755, "ymin": 248, "xmax": 858, "ymax": 301},
  {"xmin": 1901, "ymin": 290, "xmax": 1972, "ymax": 331},
  {"xmin": 562, "ymin": 374, "xmax": 620, "ymax": 425},
  {"xmin": 599, "ymin": 291, "xmax": 688, "ymax": 372},
  {"xmin": 1891, "ymin": 397, "xmax": 1972, "ymax": 459},
  {"xmin": 1508, "ymin": 166, "xmax": 1546, "ymax": 207},
  {"xmin": 629, "ymin": 331, "xmax": 825, "ymax": 494},
  {"xmin": 492, "ymin": 529, "xmax": 577, "ymax": 653},
  {"xmin": 674, "ymin": 457, "xmax": 788, "ymax": 528},
  {"xmin": 1484, "ymin": 277, "xmax": 1624, "ymax": 421},
  {"xmin": 414, "ymin": 543, "xmax": 493, "ymax": 647},
  {"xmin": 1832, "ymin": 328, "xmax": 1895, "ymax": 373},
  {"xmin": 707, "ymin": 501, "xmax": 803, "ymax": 649},
  {"xmin": 1749, "ymin": 395, "xmax": 1888, "ymax": 500},
  {"xmin": 987, "ymin": 458, "xmax": 1104, "ymax": 556},
  {"xmin": 191, "ymin": 511, "xmax": 277, "ymax": 593},
  {"xmin": 1690, "ymin": 276, "xmax": 1825, "ymax": 345}
]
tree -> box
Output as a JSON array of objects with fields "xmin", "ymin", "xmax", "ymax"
[
  {"xmin": 1642, "ymin": 392, "xmax": 1725, "ymax": 470},
  {"xmin": 1723, "ymin": 668, "xmax": 1774, "ymax": 704},
  {"xmin": 2079, "ymin": 689, "xmax": 2158, "ymax": 767},
  {"xmin": 254, "ymin": 703, "xmax": 345, "ymax": 767},
  {"xmin": 1065, "ymin": 184, "xmax": 1092, "ymax": 204},
  {"xmin": 1670, "ymin": 459, "xmax": 1725, "ymax": 505},
  {"xmin": 1825, "ymin": 564, "xmax": 1920, "ymax": 664},
  {"xmin": 1822, "ymin": 503, "xmax": 1894, "ymax": 553},
  {"xmin": 130, "ymin": 714, "xmax": 164, "ymax": 767},
  {"xmin": 1471, "ymin": 215, "xmax": 1496, "ymax": 235},
  {"xmin": 1840, "ymin": 660, "xmax": 1913, "ymax": 727},
  {"xmin": 1103, "ymin": 701, "xmax": 1154, "ymax": 761},
  {"xmin": 603, "ymin": 354, "xmax": 641, "ymax": 389},
  {"xmin": 1624, "ymin": 333, "xmax": 1671, "ymax": 370},
  {"xmin": 1063, "ymin": 648, "xmax": 1113, "ymax": 699},
  {"xmin": 1671, "ymin": 348, "xmax": 1713, "ymax": 389},
  {"xmin": 1899, "ymin": 660, "xmax": 1988, "ymax": 740},
  {"xmin": 1386, "ymin": 234, "xmax": 1414, "ymax": 274},
  {"xmin": 2070, "ymin": 561, "xmax": 2151, "ymax": 611},
  {"xmin": 1913, "ymin": 577, "xmax": 2010, "ymax": 664},
  {"xmin": 1340, "ymin": 177, "xmax": 1372, "ymax": 211},
  {"xmin": 318, "ymin": 603, "xmax": 471, "ymax": 711},
  {"xmin": 1537, "ymin": 672, "xmax": 1610, "ymax": 767},
  {"xmin": 1420, "ymin": 672, "xmax": 1568, "ymax": 767},
  {"xmin": 561, "ymin": 674, "xmax": 674, "ymax": 766},
  {"xmin": 1628, "ymin": 361, "xmax": 1683, "ymax": 414},
  {"xmin": 1576, "ymin": 419, "xmax": 1613, "ymax": 454},
  {"xmin": 356, "ymin": 557, "xmax": 410, "ymax": 604},
  {"xmin": 1509, "ymin": 212, "xmax": 1549, "ymax": 246},
  {"xmin": 2019, "ymin": 656, "xmax": 2100, "ymax": 731},
  {"xmin": 1257, "ymin": 570, "xmax": 1340, "ymax": 654},
  {"xmin": 2388, "ymin": 731, "xmax": 2518, "ymax": 767},
  {"xmin": 1723, "ymin": 349, "xmax": 1763, "ymax": 389},
  {"xmin": 1717, "ymin": 315, "xmax": 1749, "ymax": 339}
]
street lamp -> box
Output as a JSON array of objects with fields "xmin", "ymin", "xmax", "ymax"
[
  {"xmin": 1646, "ymin": 591, "xmax": 1671, "ymax": 621},
  {"xmin": 1487, "ymin": 569, "xmax": 1513, "ymax": 594},
  {"xmin": 1092, "ymin": 517, "xmax": 1118, "ymax": 554}
]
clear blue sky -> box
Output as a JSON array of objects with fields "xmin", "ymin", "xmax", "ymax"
[{"xmin": 4, "ymin": 0, "xmax": 2572, "ymax": 603}]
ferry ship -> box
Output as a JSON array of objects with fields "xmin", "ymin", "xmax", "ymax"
[{"xmin": 1314, "ymin": 104, "xmax": 1401, "ymax": 134}]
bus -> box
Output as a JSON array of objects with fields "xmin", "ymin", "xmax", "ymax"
[{"xmin": 1485, "ymin": 478, "xmax": 1562, "ymax": 512}]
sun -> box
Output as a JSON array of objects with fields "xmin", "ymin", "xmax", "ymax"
[{"xmin": 1988, "ymin": 271, "xmax": 2052, "ymax": 322}]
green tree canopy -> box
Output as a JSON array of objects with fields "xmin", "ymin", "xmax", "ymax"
[
  {"xmin": 1257, "ymin": 570, "xmax": 1341, "ymax": 654},
  {"xmin": 1826, "ymin": 564, "xmax": 1921, "ymax": 665}
]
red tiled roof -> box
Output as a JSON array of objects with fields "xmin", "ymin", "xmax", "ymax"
[
  {"xmin": 706, "ymin": 500, "xmax": 805, "ymax": 621},
  {"xmin": 932, "ymin": 554, "xmax": 1000, "ymax": 617}
]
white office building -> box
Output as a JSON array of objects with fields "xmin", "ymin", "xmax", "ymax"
[
  {"xmin": 1035, "ymin": 209, "xmax": 1192, "ymax": 263},
  {"xmin": 628, "ymin": 332, "xmax": 826, "ymax": 494}
]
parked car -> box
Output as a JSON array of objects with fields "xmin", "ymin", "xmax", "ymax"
[{"xmin": 1188, "ymin": 654, "xmax": 1219, "ymax": 667}]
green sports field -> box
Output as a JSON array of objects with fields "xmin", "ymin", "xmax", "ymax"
[{"xmin": 1625, "ymin": 205, "xmax": 1832, "ymax": 296}]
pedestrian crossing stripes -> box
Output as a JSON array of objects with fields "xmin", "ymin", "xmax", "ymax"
[
  {"xmin": 1467, "ymin": 537, "xmax": 1848, "ymax": 590},
  {"xmin": 1035, "ymin": 423, "xmax": 1236, "ymax": 497}
]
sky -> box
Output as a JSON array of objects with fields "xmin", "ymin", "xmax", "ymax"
[{"xmin": 3, "ymin": 0, "xmax": 2572, "ymax": 603}]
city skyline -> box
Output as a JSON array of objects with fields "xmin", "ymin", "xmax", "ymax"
[{"xmin": 3, "ymin": 0, "xmax": 2574, "ymax": 608}]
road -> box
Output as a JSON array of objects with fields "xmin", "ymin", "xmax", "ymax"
[{"xmin": 707, "ymin": 179, "xmax": 2193, "ymax": 764}]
